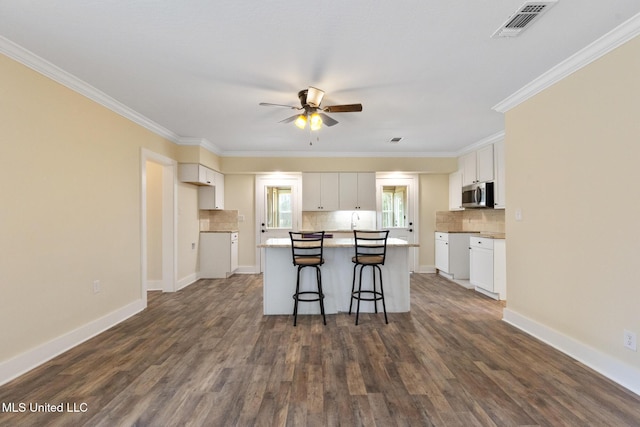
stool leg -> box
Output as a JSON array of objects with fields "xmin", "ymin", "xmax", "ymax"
[
  {"xmin": 355, "ymin": 264, "xmax": 366, "ymax": 325},
  {"xmin": 376, "ymin": 265, "xmax": 388, "ymax": 324},
  {"xmin": 316, "ymin": 266, "xmax": 326, "ymax": 325},
  {"xmin": 372, "ymin": 264, "xmax": 378, "ymax": 314},
  {"xmin": 349, "ymin": 263, "xmax": 358, "ymax": 315},
  {"xmin": 293, "ymin": 266, "xmax": 301, "ymax": 326}
]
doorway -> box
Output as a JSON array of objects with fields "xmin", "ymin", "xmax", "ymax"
[
  {"xmin": 140, "ymin": 149, "xmax": 177, "ymax": 300},
  {"xmin": 255, "ymin": 174, "xmax": 301, "ymax": 272},
  {"xmin": 376, "ymin": 174, "xmax": 418, "ymax": 272}
]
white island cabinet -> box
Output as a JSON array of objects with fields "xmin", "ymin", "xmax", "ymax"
[{"xmin": 259, "ymin": 237, "xmax": 417, "ymax": 315}]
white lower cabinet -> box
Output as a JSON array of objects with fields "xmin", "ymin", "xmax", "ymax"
[
  {"xmin": 470, "ymin": 237, "xmax": 506, "ymax": 300},
  {"xmin": 200, "ymin": 232, "xmax": 238, "ymax": 279},
  {"xmin": 434, "ymin": 232, "xmax": 475, "ymax": 279}
]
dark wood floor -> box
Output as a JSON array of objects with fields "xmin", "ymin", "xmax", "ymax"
[{"xmin": 1, "ymin": 273, "xmax": 639, "ymax": 426}]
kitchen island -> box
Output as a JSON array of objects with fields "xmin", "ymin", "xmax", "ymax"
[{"xmin": 258, "ymin": 237, "xmax": 418, "ymax": 316}]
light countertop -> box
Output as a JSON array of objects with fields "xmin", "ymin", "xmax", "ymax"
[{"xmin": 258, "ymin": 237, "xmax": 419, "ymax": 248}]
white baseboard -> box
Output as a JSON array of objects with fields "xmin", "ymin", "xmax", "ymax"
[
  {"xmin": 176, "ymin": 273, "xmax": 199, "ymax": 291},
  {"xmin": 0, "ymin": 299, "xmax": 146, "ymax": 387},
  {"xmin": 235, "ymin": 265, "xmax": 260, "ymax": 274},
  {"xmin": 146, "ymin": 279, "xmax": 164, "ymax": 291},
  {"xmin": 417, "ymin": 265, "xmax": 437, "ymax": 274},
  {"xmin": 503, "ymin": 308, "xmax": 640, "ymax": 397}
]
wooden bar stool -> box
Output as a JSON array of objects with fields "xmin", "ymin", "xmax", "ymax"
[
  {"xmin": 289, "ymin": 231, "xmax": 326, "ymax": 326},
  {"xmin": 349, "ymin": 230, "xmax": 389, "ymax": 325}
]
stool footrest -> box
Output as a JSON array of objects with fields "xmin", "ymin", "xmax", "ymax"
[
  {"xmin": 351, "ymin": 290, "xmax": 384, "ymax": 302},
  {"xmin": 293, "ymin": 291, "xmax": 324, "ymax": 303}
]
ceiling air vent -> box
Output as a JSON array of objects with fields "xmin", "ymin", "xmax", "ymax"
[
  {"xmin": 389, "ymin": 137, "xmax": 403, "ymax": 144},
  {"xmin": 491, "ymin": 1, "xmax": 557, "ymax": 38}
]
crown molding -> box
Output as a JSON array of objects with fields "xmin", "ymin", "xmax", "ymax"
[
  {"xmin": 177, "ymin": 137, "xmax": 223, "ymax": 155},
  {"xmin": 218, "ymin": 150, "xmax": 459, "ymax": 158},
  {"xmin": 0, "ymin": 35, "xmax": 181, "ymax": 144},
  {"xmin": 456, "ymin": 131, "xmax": 505, "ymax": 156},
  {"xmin": 493, "ymin": 12, "xmax": 640, "ymax": 113}
]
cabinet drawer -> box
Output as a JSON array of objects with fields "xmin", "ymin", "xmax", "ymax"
[
  {"xmin": 470, "ymin": 237, "xmax": 494, "ymax": 249},
  {"xmin": 435, "ymin": 232, "xmax": 449, "ymax": 242}
]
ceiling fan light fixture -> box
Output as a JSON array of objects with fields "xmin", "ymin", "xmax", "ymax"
[
  {"xmin": 294, "ymin": 114, "xmax": 307, "ymax": 129},
  {"xmin": 310, "ymin": 113, "xmax": 322, "ymax": 131},
  {"xmin": 306, "ymin": 87, "xmax": 324, "ymax": 107}
]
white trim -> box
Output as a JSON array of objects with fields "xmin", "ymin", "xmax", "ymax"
[
  {"xmin": 146, "ymin": 280, "xmax": 164, "ymax": 291},
  {"xmin": 0, "ymin": 36, "xmax": 181, "ymax": 144},
  {"xmin": 141, "ymin": 149, "xmax": 178, "ymax": 296},
  {"xmin": 235, "ymin": 265, "xmax": 261, "ymax": 274},
  {"xmin": 220, "ymin": 150, "xmax": 460, "ymax": 158},
  {"xmin": 503, "ymin": 308, "xmax": 640, "ymax": 397},
  {"xmin": 493, "ymin": 12, "xmax": 640, "ymax": 113},
  {"xmin": 0, "ymin": 299, "xmax": 145, "ymax": 387},
  {"xmin": 455, "ymin": 131, "xmax": 505, "ymax": 156},
  {"xmin": 176, "ymin": 273, "xmax": 199, "ymax": 291},
  {"xmin": 418, "ymin": 265, "xmax": 437, "ymax": 274}
]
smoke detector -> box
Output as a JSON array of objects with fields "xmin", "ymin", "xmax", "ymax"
[{"xmin": 492, "ymin": 1, "xmax": 558, "ymax": 38}]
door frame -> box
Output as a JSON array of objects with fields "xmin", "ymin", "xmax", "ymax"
[
  {"xmin": 140, "ymin": 148, "xmax": 178, "ymax": 300},
  {"xmin": 255, "ymin": 173, "xmax": 302, "ymax": 273},
  {"xmin": 376, "ymin": 173, "xmax": 419, "ymax": 272}
]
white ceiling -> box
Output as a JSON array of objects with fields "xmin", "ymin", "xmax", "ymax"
[{"xmin": 1, "ymin": 1, "xmax": 639, "ymax": 156}]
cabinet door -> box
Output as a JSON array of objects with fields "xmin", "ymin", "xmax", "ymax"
[
  {"xmin": 213, "ymin": 171, "xmax": 224, "ymax": 209},
  {"xmin": 435, "ymin": 239, "xmax": 449, "ymax": 272},
  {"xmin": 460, "ymin": 152, "xmax": 477, "ymax": 186},
  {"xmin": 230, "ymin": 236, "xmax": 238, "ymax": 272},
  {"xmin": 448, "ymin": 171, "xmax": 463, "ymax": 211},
  {"xmin": 338, "ymin": 173, "xmax": 359, "ymax": 210},
  {"xmin": 355, "ymin": 172, "xmax": 376, "ymax": 210},
  {"xmin": 493, "ymin": 140, "xmax": 505, "ymax": 208},
  {"xmin": 470, "ymin": 246, "xmax": 494, "ymax": 291},
  {"xmin": 302, "ymin": 173, "xmax": 339, "ymax": 211},
  {"xmin": 302, "ymin": 173, "xmax": 322, "ymax": 210},
  {"xmin": 476, "ymin": 145, "xmax": 494, "ymax": 183}
]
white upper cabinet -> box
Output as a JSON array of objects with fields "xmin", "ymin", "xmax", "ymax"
[
  {"xmin": 198, "ymin": 172, "xmax": 224, "ymax": 209},
  {"xmin": 448, "ymin": 170, "xmax": 464, "ymax": 211},
  {"xmin": 179, "ymin": 163, "xmax": 218, "ymax": 186},
  {"xmin": 460, "ymin": 145, "xmax": 494, "ymax": 186},
  {"xmin": 476, "ymin": 145, "xmax": 494, "ymax": 183},
  {"xmin": 493, "ymin": 139, "xmax": 505, "ymax": 209},
  {"xmin": 302, "ymin": 173, "xmax": 339, "ymax": 211},
  {"xmin": 338, "ymin": 172, "xmax": 376, "ymax": 210}
]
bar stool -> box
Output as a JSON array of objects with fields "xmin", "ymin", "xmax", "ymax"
[
  {"xmin": 349, "ymin": 230, "xmax": 389, "ymax": 325},
  {"xmin": 289, "ymin": 231, "xmax": 326, "ymax": 326}
]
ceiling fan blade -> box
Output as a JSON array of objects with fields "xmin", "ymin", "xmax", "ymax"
[
  {"xmin": 322, "ymin": 103, "xmax": 363, "ymax": 113},
  {"xmin": 279, "ymin": 114, "xmax": 300, "ymax": 124},
  {"xmin": 259, "ymin": 102, "xmax": 301, "ymax": 109},
  {"xmin": 318, "ymin": 112, "xmax": 339, "ymax": 127},
  {"xmin": 306, "ymin": 87, "xmax": 325, "ymax": 107}
]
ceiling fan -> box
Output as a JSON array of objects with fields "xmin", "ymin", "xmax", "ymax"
[{"xmin": 259, "ymin": 86, "xmax": 362, "ymax": 130}]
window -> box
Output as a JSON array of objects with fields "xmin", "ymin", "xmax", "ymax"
[
  {"xmin": 382, "ymin": 186, "xmax": 407, "ymax": 228},
  {"xmin": 266, "ymin": 186, "xmax": 292, "ymax": 229}
]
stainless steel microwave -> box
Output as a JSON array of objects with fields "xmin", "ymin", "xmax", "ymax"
[{"xmin": 462, "ymin": 182, "xmax": 494, "ymax": 208}]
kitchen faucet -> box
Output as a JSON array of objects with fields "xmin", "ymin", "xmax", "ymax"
[{"xmin": 351, "ymin": 211, "xmax": 360, "ymax": 230}]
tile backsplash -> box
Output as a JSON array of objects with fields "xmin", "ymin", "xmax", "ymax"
[
  {"xmin": 200, "ymin": 210, "xmax": 239, "ymax": 231},
  {"xmin": 436, "ymin": 209, "xmax": 505, "ymax": 234},
  {"xmin": 302, "ymin": 211, "xmax": 376, "ymax": 231}
]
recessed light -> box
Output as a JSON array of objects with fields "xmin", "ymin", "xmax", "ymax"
[{"xmin": 389, "ymin": 137, "xmax": 403, "ymax": 143}]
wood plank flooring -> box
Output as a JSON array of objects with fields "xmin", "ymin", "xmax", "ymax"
[{"xmin": 1, "ymin": 273, "xmax": 639, "ymax": 426}]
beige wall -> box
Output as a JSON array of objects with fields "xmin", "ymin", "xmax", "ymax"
[
  {"xmin": 0, "ymin": 53, "xmax": 185, "ymax": 363},
  {"xmin": 221, "ymin": 156, "xmax": 457, "ymax": 174},
  {"xmin": 419, "ymin": 174, "xmax": 449, "ymax": 269},
  {"xmin": 223, "ymin": 175, "xmax": 257, "ymax": 267},
  {"xmin": 505, "ymin": 36, "xmax": 640, "ymax": 369}
]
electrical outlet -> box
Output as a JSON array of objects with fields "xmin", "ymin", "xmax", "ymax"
[
  {"xmin": 624, "ymin": 330, "xmax": 637, "ymax": 351},
  {"xmin": 191, "ymin": 242, "xmax": 196, "ymax": 250},
  {"xmin": 93, "ymin": 280, "xmax": 101, "ymax": 294}
]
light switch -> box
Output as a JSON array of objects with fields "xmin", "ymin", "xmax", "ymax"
[{"xmin": 515, "ymin": 208, "xmax": 523, "ymax": 221}]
